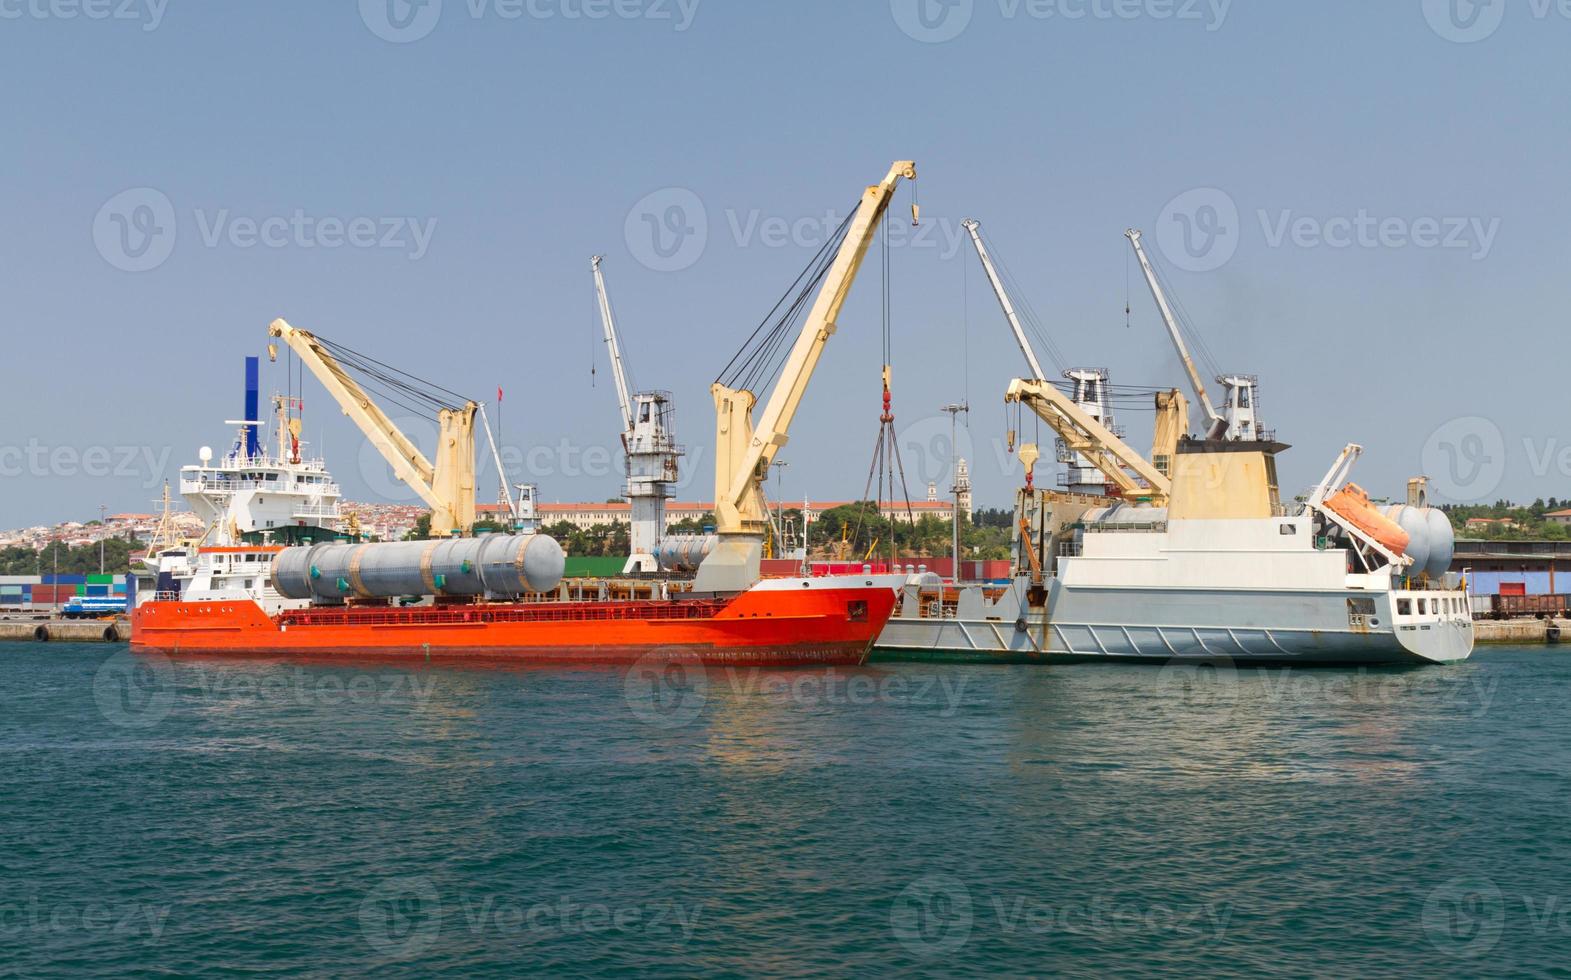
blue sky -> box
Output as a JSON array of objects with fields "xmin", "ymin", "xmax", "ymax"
[{"xmin": 1, "ymin": 0, "xmax": 1566, "ymax": 525}]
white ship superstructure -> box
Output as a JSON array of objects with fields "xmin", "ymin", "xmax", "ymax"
[{"xmin": 142, "ymin": 356, "xmax": 347, "ymax": 615}]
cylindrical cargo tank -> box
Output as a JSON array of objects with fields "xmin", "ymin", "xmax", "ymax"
[
  {"xmin": 1081, "ymin": 504, "xmax": 1168, "ymax": 527},
  {"xmin": 1424, "ymin": 507, "xmax": 1456, "ymax": 580},
  {"xmin": 271, "ymin": 534, "xmax": 564, "ymax": 601},
  {"xmin": 1383, "ymin": 505, "xmax": 1431, "ymax": 578},
  {"xmin": 654, "ymin": 534, "xmax": 716, "ymax": 572}
]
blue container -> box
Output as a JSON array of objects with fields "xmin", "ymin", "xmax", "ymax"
[
  {"xmin": 86, "ymin": 585, "xmax": 110, "ymax": 597},
  {"xmin": 44, "ymin": 574, "xmax": 87, "ymax": 585}
]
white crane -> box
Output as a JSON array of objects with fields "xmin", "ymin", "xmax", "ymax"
[
  {"xmin": 591, "ymin": 255, "xmax": 682, "ymax": 573},
  {"xmin": 962, "ymin": 219, "xmax": 1047, "ymax": 381},
  {"xmin": 963, "ymin": 218, "xmax": 1122, "ymax": 495},
  {"xmin": 1125, "ymin": 229, "xmax": 1264, "ymax": 441}
]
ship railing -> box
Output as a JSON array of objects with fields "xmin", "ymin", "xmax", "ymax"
[
  {"xmin": 292, "ymin": 506, "xmax": 343, "ymax": 519},
  {"xmin": 279, "ymin": 599, "xmax": 729, "ymax": 629},
  {"xmin": 182, "ymin": 478, "xmax": 342, "ymax": 495},
  {"xmin": 152, "ymin": 591, "xmax": 182, "ymax": 602}
]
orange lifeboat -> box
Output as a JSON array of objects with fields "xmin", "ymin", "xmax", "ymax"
[{"xmin": 1323, "ymin": 483, "xmax": 1410, "ymax": 556}]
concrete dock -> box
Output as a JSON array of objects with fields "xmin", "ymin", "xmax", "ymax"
[
  {"xmin": 1474, "ymin": 618, "xmax": 1567, "ymax": 645},
  {"xmin": 0, "ymin": 617, "xmax": 129, "ymax": 643}
]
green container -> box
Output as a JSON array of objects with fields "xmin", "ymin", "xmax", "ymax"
[
  {"xmin": 87, "ymin": 574, "xmax": 115, "ymax": 585},
  {"xmin": 76, "ymin": 585, "xmax": 87, "ymax": 596},
  {"xmin": 563, "ymin": 557, "xmax": 625, "ymax": 578}
]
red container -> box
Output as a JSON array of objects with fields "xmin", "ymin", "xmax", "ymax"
[{"xmin": 31, "ymin": 585, "xmax": 75, "ymax": 604}]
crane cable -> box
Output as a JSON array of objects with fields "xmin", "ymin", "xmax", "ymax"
[{"xmin": 717, "ymin": 206, "xmax": 855, "ymax": 395}]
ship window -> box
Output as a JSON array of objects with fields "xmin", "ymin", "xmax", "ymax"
[
  {"xmin": 1417, "ymin": 599, "xmax": 1427, "ymax": 615},
  {"xmin": 1397, "ymin": 599, "xmax": 1412, "ymax": 616}
]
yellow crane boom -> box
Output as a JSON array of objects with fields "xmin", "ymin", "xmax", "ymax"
[
  {"xmin": 267, "ymin": 318, "xmax": 478, "ymax": 537},
  {"xmin": 1005, "ymin": 378, "xmax": 1175, "ymax": 506},
  {"xmin": 695, "ymin": 160, "xmax": 917, "ymax": 592}
]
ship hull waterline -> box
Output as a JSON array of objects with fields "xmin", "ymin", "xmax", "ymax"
[{"xmin": 870, "ymin": 581, "xmax": 1475, "ymax": 667}]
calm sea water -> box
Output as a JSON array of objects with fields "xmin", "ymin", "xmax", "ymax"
[{"xmin": 1, "ymin": 643, "xmax": 1568, "ymax": 977}]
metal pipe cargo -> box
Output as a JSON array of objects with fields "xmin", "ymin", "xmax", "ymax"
[{"xmin": 271, "ymin": 534, "xmax": 565, "ymax": 602}]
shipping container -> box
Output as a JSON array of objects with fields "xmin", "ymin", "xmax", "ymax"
[
  {"xmin": 87, "ymin": 574, "xmax": 115, "ymax": 585},
  {"xmin": 0, "ymin": 585, "xmax": 22, "ymax": 595},
  {"xmin": 86, "ymin": 584, "xmax": 110, "ymax": 596},
  {"xmin": 43, "ymin": 574, "xmax": 87, "ymax": 585},
  {"xmin": 0, "ymin": 575, "xmax": 41, "ymax": 585}
]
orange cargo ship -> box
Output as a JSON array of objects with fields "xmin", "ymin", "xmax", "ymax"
[{"xmin": 130, "ymin": 578, "xmax": 896, "ymax": 666}]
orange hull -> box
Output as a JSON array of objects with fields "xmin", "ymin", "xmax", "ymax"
[{"xmin": 130, "ymin": 584, "xmax": 896, "ymax": 668}]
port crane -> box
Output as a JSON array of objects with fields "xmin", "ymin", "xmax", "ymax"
[
  {"xmin": 694, "ymin": 160, "xmax": 918, "ymax": 593},
  {"xmin": 1125, "ymin": 229, "xmax": 1264, "ymax": 441},
  {"xmin": 591, "ymin": 255, "xmax": 683, "ymax": 573},
  {"xmin": 267, "ymin": 319, "xmax": 479, "ymax": 538},
  {"xmin": 962, "ymin": 218, "xmax": 1184, "ymax": 496},
  {"xmin": 1005, "ymin": 379, "xmax": 1174, "ymax": 506}
]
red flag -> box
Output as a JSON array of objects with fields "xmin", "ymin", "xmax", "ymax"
[{"xmin": 497, "ymin": 386, "xmax": 503, "ymax": 403}]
